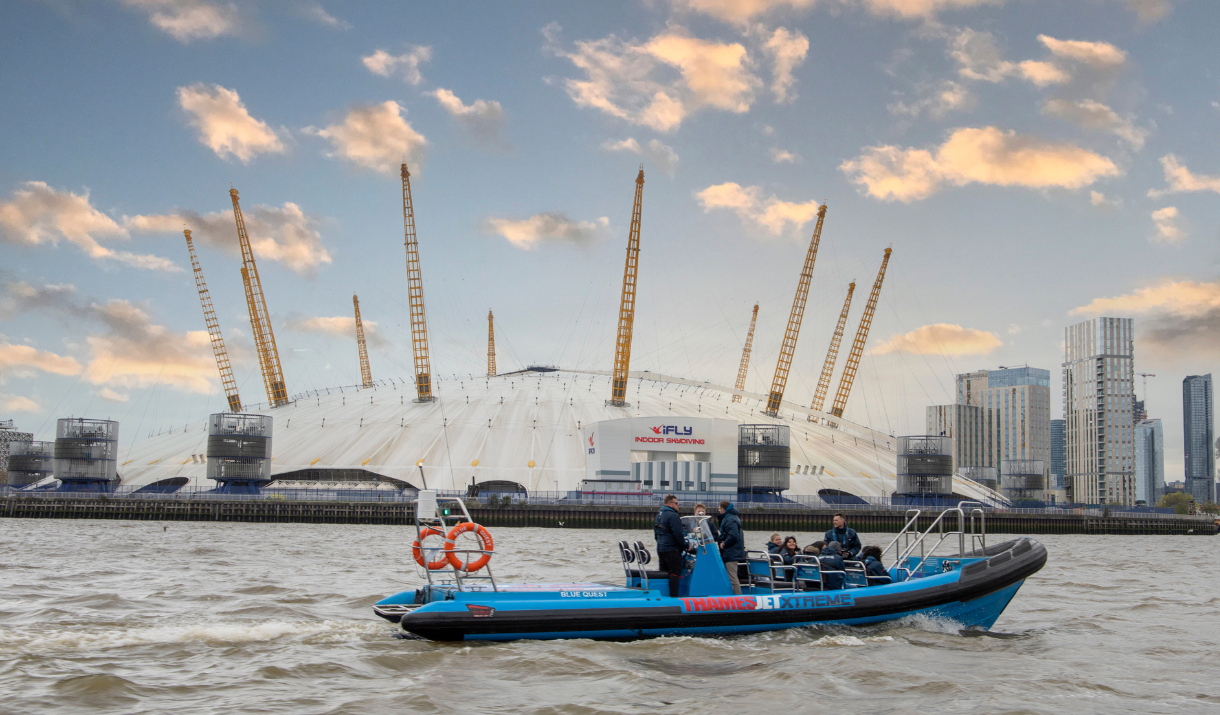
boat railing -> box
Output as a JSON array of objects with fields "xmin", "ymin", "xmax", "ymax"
[
  {"xmin": 414, "ymin": 494, "xmax": 498, "ymax": 592},
  {"xmin": 886, "ymin": 503, "xmax": 988, "ymax": 582}
]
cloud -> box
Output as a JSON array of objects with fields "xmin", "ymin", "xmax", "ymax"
[
  {"xmin": 672, "ymin": 0, "xmax": 816, "ymax": 24},
  {"xmin": 1150, "ymin": 206, "xmax": 1184, "ymax": 243},
  {"xmin": 1072, "ymin": 279, "xmax": 1220, "ymax": 357},
  {"xmin": 872, "ymin": 323, "xmax": 1002, "ymax": 355},
  {"xmin": 888, "ymin": 80, "xmax": 973, "ymax": 118},
  {"xmin": 769, "ymin": 147, "xmax": 799, "ymax": 163},
  {"xmin": 98, "ymin": 388, "xmax": 130, "ymax": 403},
  {"xmin": 601, "ymin": 137, "xmax": 680, "ymax": 176},
  {"xmin": 303, "ymin": 3, "xmax": 349, "ymax": 29},
  {"xmin": 545, "ymin": 25, "xmax": 760, "ymax": 132},
  {"xmin": 1041, "ymin": 99, "xmax": 1146, "ymax": 148},
  {"xmin": 0, "ymin": 342, "xmax": 83, "ymax": 379},
  {"xmin": 840, "ymin": 126, "xmax": 1120, "ymax": 202},
  {"xmin": 177, "ymin": 84, "xmax": 285, "ymax": 163},
  {"xmin": 309, "ymin": 101, "xmax": 426, "ymax": 174},
  {"xmin": 430, "ymin": 89, "xmax": 507, "ymax": 145},
  {"xmin": 0, "ymin": 182, "xmax": 179, "ymax": 271},
  {"xmin": 695, "ymin": 183, "xmax": 822, "ymax": 235},
  {"xmin": 859, "ymin": 0, "xmax": 1002, "ymax": 20},
  {"xmin": 949, "ymin": 28, "xmax": 1072, "ymax": 86},
  {"xmin": 126, "ymin": 201, "xmax": 332, "ymax": 275},
  {"xmin": 284, "ymin": 314, "xmax": 388, "ymax": 348},
  {"xmin": 762, "ymin": 27, "xmax": 809, "ymax": 103},
  {"xmin": 362, "ymin": 46, "xmax": 431, "ymax": 85},
  {"xmin": 1124, "ymin": 0, "xmax": 1173, "ymax": 23},
  {"xmin": 481, "ymin": 213, "xmax": 609, "ymax": 250},
  {"xmin": 1037, "ymin": 35, "xmax": 1127, "ymax": 68},
  {"xmin": 121, "ymin": 0, "xmax": 238, "ymax": 42},
  {"xmin": 1148, "ymin": 154, "xmax": 1220, "ymax": 198},
  {"xmin": 1, "ymin": 394, "xmax": 40, "ymax": 413}
]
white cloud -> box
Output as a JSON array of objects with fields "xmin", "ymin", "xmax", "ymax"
[
  {"xmin": 840, "ymin": 126, "xmax": 1120, "ymax": 202},
  {"xmin": 430, "ymin": 89, "xmax": 507, "ymax": 145},
  {"xmin": 872, "ymin": 323, "xmax": 1002, "ymax": 355},
  {"xmin": 362, "ymin": 46, "xmax": 431, "ymax": 85},
  {"xmin": 1123, "ymin": 0, "xmax": 1173, "ymax": 23},
  {"xmin": 1090, "ymin": 190, "xmax": 1107, "ymax": 206},
  {"xmin": 762, "ymin": 27, "xmax": 809, "ymax": 103},
  {"xmin": 285, "ymin": 314, "xmax": 388, "ymax": 348},
  {"xmin": 121, "ymin": 0, "xmax": 238, "ymax": 42},
  {"xmin": 1, "ymin": 394, "xmax": 40, "ymax": 413},
  {"xmin": 309, "ymin": 101, "xmax": 426, "ymax": 174},
  {"xmin": 127, "ymin": 201, "xmax": 332, "ymax": 276},
  {"xmin": 1042, "ymin": 99, "xmax": 1146, "ymax": 149},
  {"xmin": 859, "ymin": 0, "xmax": 1002, "ymax": 20},
  {"xmin": 0, "ymin": 342, "xmax": 82, "ymax": 379},
  {"xmin": 673, "ymin": 0, "xmax": 816, "ymax": 25},
  {"xmin": 98, "ymin": 388, "xmax": 130, "ymax": 403},
  {"xmin": 1148, "ymin": 154, "xmax": 1220, "ymax": 198},
  {"xmin": 695, "ymin": 183, "xmax": 822, "ymax": 235},
  {"xmin": 949, "ymin": 28, "xmax": 1072, "ymax": 87},
  {"xmin": 177, "ymin": 83, "xmax": 284, "ymax": 163},
  {"xmin": 1150, "ymin": 206, "xmax": 1184, "ymax": 243},
  {"xmin": 888, "ymin": 80, "xmax": 973, "ymax": 118},
  {"xmin": 601, "ymin": 137, "xmax": 680, "ymax": 176},
  {"xmin": 482, "ymin": 213, "xmax": 609, "ymax": 250},
  {"xmin": 0, "ymin": 182, "xmax": 180, "ymax": 271},
  {"xmin": 1037, "ymin": 35, "xmax": 1127, "ymax": 68},
  {"xmin": 303, "ymin": 3, "xmax": 349, "ymax": 29},
  {"xmin": 545, "ymin": 24, "xmax": 760, "ymax": 132},
  {"xmin": 769, "ymin": 147, "xmax": 799, "ymax": 163},
  {"xmin": 1072, "ymin": 279, "xmax": 1220, "ymax": 317}
]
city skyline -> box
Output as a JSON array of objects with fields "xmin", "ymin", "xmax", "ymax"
[{"xmin": 1, "ymin": 1, "xmax": 1218, "ymax": 483}]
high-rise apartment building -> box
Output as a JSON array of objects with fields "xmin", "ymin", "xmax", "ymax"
[
  {"xmin": 1134, "ymin": 418, "xmax": 1164, "ymax": 506},
  {"xmin": 1049, "ymin": 418, "xmax": 1066, "ymax": 489},
  {"xmin": 926, "ymin": 403, "xmax": 984, "ymax": 472},
  {"xmin": 1063, "ymin": 317, "xmax": 1135, "ymax": 505},
  {"xmin": 1182, "ymin": 374, "xmax": 1214, "ymax": 504}
]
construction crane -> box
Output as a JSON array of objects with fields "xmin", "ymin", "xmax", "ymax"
[
  {"xmin": 401, "ymin": 163, "xmax": 434, "ymax": 402},
  {"xmin": 353, "ymin": 294, "xmax": 373, "ymax": 389},
  {"xmin": 487, "ymin": 309, "xmax": 497, "ymax": 377},
  {"xmin": 810, "ymin": 281, "xmax": 855, "ymax": 418},
  {"xmin": 764, "ymin": 205, "xmax": 827, "ymax": 417},
  {"xmin": 231, "ymin": 188, "xmax": 288, "ymax": 408},
  {"xmin": 184, "ymin": 229, "xmax": 242, "ymax": 413},
  {"xmin": 610, "ymin": 166, "xmax": 645, "ymax": 407},
  {"xmin": 829, "ymin": 247, "xmax": 892, "ymax": 424},
  {"xmin": 733, "ymin": 304, "xmax": 759, "ymax": 403}
]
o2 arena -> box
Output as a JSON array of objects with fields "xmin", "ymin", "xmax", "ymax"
[{"xmin": 8, "ymin": 165, "xmax": 1005, "ymax": 506}]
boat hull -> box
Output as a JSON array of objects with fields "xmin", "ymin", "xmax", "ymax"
[{"xmin": 383, "ymin": 538, "xmax": 1046, "ymax": 642}]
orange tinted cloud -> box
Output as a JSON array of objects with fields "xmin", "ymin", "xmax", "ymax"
[{"xmin": 872, "ymin": 324, "xmax": 1002, "ymax": 355}]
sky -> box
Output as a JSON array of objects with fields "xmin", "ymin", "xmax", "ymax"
[{"xmin": 1, "ymin": 0, "xmax": 1218, "ymax": 478}]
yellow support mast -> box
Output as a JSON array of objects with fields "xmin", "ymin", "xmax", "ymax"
[
  {"xmin": 764, "ymin": 205, "xmax": 827, "ymax": 417},
  {"xmin": 353, "ymin": 294, "xmax": 373, "ymax": 389},
  {"xmin": 401, "ymin": 163, "xmax": 434, "ymax": 402},
  {"xmin": 487, "ymin": 309, "xmax": 497, "ymax": 377},
  {"xmin": 810, "ymin": 281, "xmax": 856, "ymax": 418},
  {"xmin": 231, "ymin": 188, "xmax": 288, "ymax": 407},
  {"xmin": 732, "ymin": 303, "xmax": 759, "ymax": 403},
  {"xmin": 829, "ymin": 248, "xmax": 892, "ymax": 425},
  {"xmin": 610, "ymin": 166, "xmax": 645, "ymax": 406},
  {"xmin": 184, "ymin": 229, "xmax": 242, "ymax": 413}
]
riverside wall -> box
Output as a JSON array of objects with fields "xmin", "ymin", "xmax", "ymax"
[{"xmin": 2, "ymin": 497, "xmax": 1214, "ymax": 535}]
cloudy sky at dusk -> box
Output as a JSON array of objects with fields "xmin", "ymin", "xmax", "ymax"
[{"xmin": 1, "ymin": 0, "xmax": 1218, "ymax": 476}]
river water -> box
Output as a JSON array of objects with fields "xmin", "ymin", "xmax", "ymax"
[{"xmin": 1, "ymin": 520, "xmax": 1217, "ymax": 714}]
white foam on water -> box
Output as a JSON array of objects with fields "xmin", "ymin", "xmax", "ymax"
[
  {"xmin": 894, "ymin": 612, "xmax": 966, "ymax": 635},
  {"xmin": 0, "ymin": 619, "xmax": 384, "ymax": 655}
]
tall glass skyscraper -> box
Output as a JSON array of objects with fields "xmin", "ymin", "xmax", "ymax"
[
  {"xmin": 1050, "ymin": 418, "xmax": 1066, "ymax": 489},
  {"xmin": 1134, "ymin": 418, "xmax": 1164, "ymax": 505},
  {"xmin": 1182, "ymin": 374, "xmax": 1214, "ymax": 504}
]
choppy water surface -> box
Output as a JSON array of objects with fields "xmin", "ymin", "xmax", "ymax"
[{"xmin": 1, "ymin": 520, "xmax": 1217, "ymax": 714}]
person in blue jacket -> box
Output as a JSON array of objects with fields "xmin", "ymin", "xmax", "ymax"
[
  {"xmin": 824, "ymin": 512, "xmax": 862, "ymax": 559},
  {"xmin": 716, "ymin": 501, "xmax": 744, "ymax": 595},
  {"xmin": 819, "ymin": 541, "xmax": 847, "ymax": 590},
  {"xmin": 654, "ymin": 494, "xmax": 687, "ymax": 597},
  {"xmin": 860, "ymin": 545, "xmax": 892, "ymax": 585},
  {"xmin": 765, "ymin": 533, "xmax": 783, "ymax": 554}
]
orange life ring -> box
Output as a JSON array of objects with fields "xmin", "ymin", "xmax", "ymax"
[
  {"xmin": 445, "ymin": 522, "xmax": 494, "ymax": 572},
  {"xmin": 412, "ymin": 527, "xmax": 450, "ymax": 570}
]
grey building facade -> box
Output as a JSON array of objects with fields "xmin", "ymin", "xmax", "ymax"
[
  {"xmin": 1134, "ymin": 418, "xmax": 1165, "ymax": 506},
  {"xmin": 1050, "ymin": 418, "xmax": 1066, "ymax": 490},
  {"xmin": 1182, "ymin": 374, "xmax": 1214, "ymax": 504}
]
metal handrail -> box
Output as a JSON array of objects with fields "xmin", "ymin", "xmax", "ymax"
[
  {"xmin": 881, "ymin": 509, "xmax": 922, "ymax": 562},
  {"xmin": 414, "ymin": 495, "xmax": 498, "ymax": 592},
  {"xmin": 892, "ymin": 507, "xmax": 966, "ymax": 581}
]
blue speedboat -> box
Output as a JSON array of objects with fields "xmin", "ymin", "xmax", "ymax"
[{"xmin": 374, "ymin": 494, "xmax": 1046, "ymax": 642}]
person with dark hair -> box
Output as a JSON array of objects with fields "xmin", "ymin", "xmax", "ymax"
[
  {"xmin": 716, "ymin": 500, "xmax": 744, "ymax": 595},
  {"xmin": 654, "ymin": 494, "xmax": 686, "ymax": 597},
  {"xmin": 824, "ymin": 512, "xmax": 862, "ymax": 559},
  {"xmin": 780, "ymin": 536, "xmax": 801, "ymax": 565},
  {"xmin": 801, "ymin": 543, "xmax": 822, "ymax": 556},
  {"xmin": 860, "ymin": 545, "xmax": 892, "ymax": 585},
  {"xmin": 819, "ymin": 541, "xmax": 847, "ymax": 590}
]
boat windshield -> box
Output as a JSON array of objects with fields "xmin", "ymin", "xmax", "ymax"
[{"xmin": 680, "ymin": 515, "xmax": 715, "ymax": 544}]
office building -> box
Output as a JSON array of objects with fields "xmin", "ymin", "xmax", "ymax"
[
  {"xmin": 1182, "ymin": 374, "xmax": 1214, "ymax": 504},
  {"xmin": 1134, "ymin": 419, "xmax": 1164, "ymax": 506},
  {"xmin": 1063, "ymin": 317, "xmax": 1135, "ymax": 505},
  {"xmin": 926, "ymin": 403, "xmax": 985, "ymax": 472},
  {"xmin": 1049, "ymin": 418, "xmax": 1066, "ymax": 490}
]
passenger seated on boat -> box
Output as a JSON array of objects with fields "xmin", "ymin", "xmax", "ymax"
[
  {"xmin": 780, "ymin": 536, "xmax": 801, "ymax": 565},
  {"xmin": 765, "ymin": 533, "xmax": 783, "ymax": 554},
  {"xmin": 861, "ymin": 546, "xmax": 892, "ymax": 585},
  {"xmin": 818, "ymin": 541, "xmax": 847, "ymax": 590},
  {"xmin": 802, "ymin": 544, "xmax": 821, "ymax": 556}
]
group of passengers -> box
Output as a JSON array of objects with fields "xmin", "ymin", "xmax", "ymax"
[{"xmin": 654, "ymin": 496, "xmax": 891, "ymax": 597}]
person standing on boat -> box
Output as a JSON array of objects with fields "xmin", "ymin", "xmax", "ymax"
[
  {"xmin": 654, "ymin": 495, "xmax": 687, "ymax": 597},
  {"xmin": 717, "ymin": 501, "xmax": 744, "ymax": 595},
  {"xmin": 824, "ymin": 512, "xmax": 862, "ymax": 559}
]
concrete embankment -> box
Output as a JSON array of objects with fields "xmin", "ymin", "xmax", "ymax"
[{"xmin": 2, "ymin": 497, "xmax": 1213, "ymax": 535}]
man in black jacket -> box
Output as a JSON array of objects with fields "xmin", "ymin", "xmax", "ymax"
[
  {"xmin": 823, "ymin": 512, "xmax": 862, "ymax": 559},
  {"xmin": 716, "ymin": 501, "xmax": 744, "ymax": 595},
  {"xmin": 654, "ymin": 494, "xmax": 686, "ymax": 597}
]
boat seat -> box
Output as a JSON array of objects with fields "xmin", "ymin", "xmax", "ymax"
[
  {"xmin": 792, "ymin": 555, "xmax": 822, "ymax": 591},
  {"xmin": 746, "ymin": 552, "xmax": 794, "ymax": 591},
  {"xmin": 843, "ymin": 561, "xmax": 869, "ymax": 588}
]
